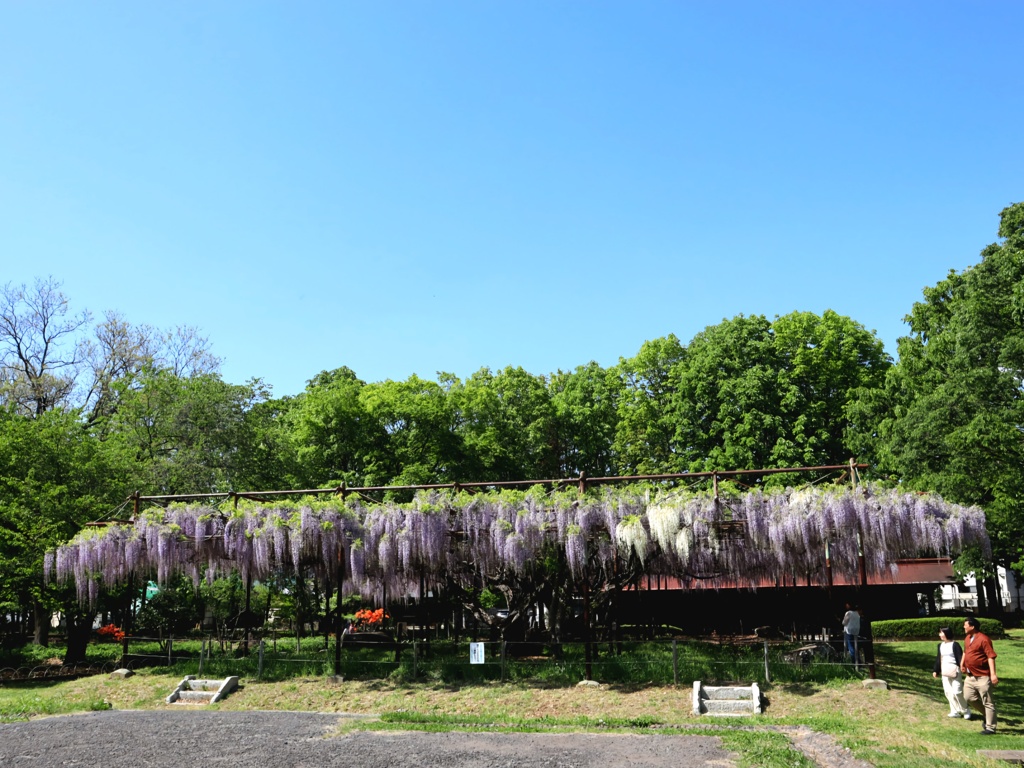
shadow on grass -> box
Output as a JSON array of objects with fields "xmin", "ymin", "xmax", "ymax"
[
  {"xmin": 770, "ymin": 682, "xmax": 821, "ymax": 698},
  {"xmin": 876, "ymin": 641, "xmax": 1023, "ymax": 734},
  {"xmin": 874, "ymin": 644, "xmax": 936, "ymax": 698}
]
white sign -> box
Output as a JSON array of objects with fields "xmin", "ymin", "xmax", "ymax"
[{"xmin": 469, "ymin": 642, "xmax": 485, "ymax": 665}]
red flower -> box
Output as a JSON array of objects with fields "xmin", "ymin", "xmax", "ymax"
[
  {"xmin": 351, "ymin": 608, "xmax": 389, "ymax": 631},
  {"xmin": 97, "ymin": 624, "xmax": 125, "ymax": 642}
]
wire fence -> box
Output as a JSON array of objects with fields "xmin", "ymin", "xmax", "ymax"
[{"xmin": 85, "ymin": 634, "xmax": 872, "ymax": 686}]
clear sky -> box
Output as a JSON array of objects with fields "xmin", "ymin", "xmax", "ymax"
[{"xmin": 2, "ymin": 2, "xmax": 1021, "ymax": 398}]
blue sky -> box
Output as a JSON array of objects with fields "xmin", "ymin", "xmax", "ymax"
[{"xmin": 2, "ymin": 2, "xmax": 1021, "ymax": 398}]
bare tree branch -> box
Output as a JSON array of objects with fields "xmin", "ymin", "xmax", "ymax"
[
  {"xmin": 81, "ymin": 310, "xmax": 156, "ymax": 423},
  {"xmin": 0, "ymin": 277, "xmax": 90, "ymax": 415},
  {"xmin": 158, "ymin": 325, "xmax": 221, "ymax": 378},
  {"xmin": 1, "ymin": 278, "xmax": 222, "ymax": 421}
]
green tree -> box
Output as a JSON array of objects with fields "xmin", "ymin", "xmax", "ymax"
[
  {"xmin": 107, "ymin": 368, "xmax": 267, "ymax": 494},
  {"xmin": 286, "ymin": 367, "xmax": 384, "ymax": 488},
  {"xmin": 452, "ymin": 366, "xmax": 557, "ymax": 481},
  {"xmin": 0, "ymin": 407, "xmax": 130, "ymax": 648},
  {"xmin": 360, "ymin": 374, "xmax": 465, "ymax": 486},
  {"xmin": 549, "ymin": 362, "xmax": 620, "ymax": 477},
  {"xmin": 84, "ymin": 311, "xmax": 219, "ymax": 427},
  {"xmin": 767, "ymin": 309, "xmax": 889, "ymax": 466},
  {"xmin": 234, "ymin": 393, "xmax": 301, "ymax": 491},
  {"xmin": 670, "ymin": 311, "xmax": 889, "ymax": 474},
  {"xmin": 669, "ymin": 316, "xmax": 779, "ymax": 471},
  {"xmin": 611, "ymin": 335, "xmax": 685, "ymax": 474},
  {"xmin": 856, "ymin": 202, "xmax": 1024, "ymax": 572}
]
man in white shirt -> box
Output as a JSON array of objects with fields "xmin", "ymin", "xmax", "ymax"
[{"xmin": 842, "ymin": 602, "xmax": 861, "ymax": 665}]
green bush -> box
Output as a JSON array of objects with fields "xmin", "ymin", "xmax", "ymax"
[{"xmin": 871, "ymin": 617, "xmax": 1004, "ymax": 641}]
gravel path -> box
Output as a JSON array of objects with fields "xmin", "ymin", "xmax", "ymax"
[{"xmin": 0, "ymin": 711, "xmax": 737, "ymax": 768}]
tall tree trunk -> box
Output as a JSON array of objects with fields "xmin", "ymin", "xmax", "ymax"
[
  {"xmin": 984, "ymin": 575, "xmax": 1000, "ymax": 616},
  {"xmin": 63, "ymin": 607, "xmax": 93, "ymax": 664},
  {"xmin": 125, "ymin": 577, "xmax": 139, "ymax": 634},
  {"xmin": 32, "ymin": 599, "xmax": 50, "ymax": 647},
  {"xmin": 295, "ymin": 571, "xmax": 306, "ymax": 648},
  {"xmin": 975, "ymin": 575, "xmax": 987, "ymax": 614}
]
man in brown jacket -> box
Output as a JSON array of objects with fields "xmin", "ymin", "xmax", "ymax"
[{"xmin": 961, "ymin": 617, "xmax": 998, "ymax": 735}]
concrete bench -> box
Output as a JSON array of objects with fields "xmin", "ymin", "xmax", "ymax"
[{"xmin": 977, "ymin": 751, "xmax": 1024, "ymax": 766}]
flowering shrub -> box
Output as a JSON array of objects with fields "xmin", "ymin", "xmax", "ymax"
[
  {"xmin": 350, "ymin": 608, "xmax": 388, "ymax": 632},
  {"xmin": 96, "ymin": 624, "xmax": 125, "ymax": 642}
]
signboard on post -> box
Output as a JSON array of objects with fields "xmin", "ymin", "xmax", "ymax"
[{"xmin": 469, "ymin": 642, "xmax": 485, "ymax": 665}]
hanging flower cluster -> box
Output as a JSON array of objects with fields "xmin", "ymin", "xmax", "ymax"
[{"xmin": 46, "ymin": 484, "xmax": 990, "ymax": 605}]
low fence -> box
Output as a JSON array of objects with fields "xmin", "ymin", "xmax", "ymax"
[
  {"xmin": 0, "ymin": 661, "xmax": 118, "ymax": 683},
  {"xmin": 75, "ymin": 634, "xmax": 872, "ymax": 686},
  {"xmin": 1, "ymin": 632, "xmax": 878, "ymax": 686}
]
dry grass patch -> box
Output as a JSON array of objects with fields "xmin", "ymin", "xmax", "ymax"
[{"xmin": 45, "ymin": 672, "xmax": 702, "ymax": 726}]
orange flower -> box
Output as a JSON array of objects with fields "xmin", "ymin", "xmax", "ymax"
[
  {"xmin": 351, "ymin": 608, "xmax": 389, "ymax": 631},
  {"xmin": 97, "ymin": 624, "xmax": 125, "ymax": 642}
]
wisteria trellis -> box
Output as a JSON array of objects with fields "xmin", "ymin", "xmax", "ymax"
[{"xmin": 47, "ymin": 485, "xmax": 990, "ymax": 606}]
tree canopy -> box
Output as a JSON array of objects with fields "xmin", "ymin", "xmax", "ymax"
[
  {"xmin": 670, "ymin": 311, "xmax": 890, "ymax": 472},
  {"xmin": 852, "ymin": 202, "xmax": 1024, "ymax": 571},
  {"xmin": 6, "ymin": 203, "xmax": 1024, "ymax": 640}
]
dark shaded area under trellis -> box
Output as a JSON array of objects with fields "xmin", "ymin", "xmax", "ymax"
[{"xmin": 615, "ymin": 583, "xmax": 926, "ymax": 638}]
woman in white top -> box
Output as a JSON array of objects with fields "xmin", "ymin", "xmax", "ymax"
[{"xmin": 932, "ymin": 626, "xmax": 969, "ymax": 718}]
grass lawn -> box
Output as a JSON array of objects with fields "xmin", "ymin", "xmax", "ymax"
[{"xmin": 2, "ymin": 630, "xmax": 1020, "ymax": 767}]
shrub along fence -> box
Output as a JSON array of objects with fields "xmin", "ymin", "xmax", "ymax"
[{"xmin": 870, "ymin": 617, "xmax": 1004, "ymax": 641}]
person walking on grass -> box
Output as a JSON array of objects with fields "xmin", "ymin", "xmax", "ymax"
[
  {"xmin": 932, "ymin": 626, "xmax": 969, "ymax": 719},
  {"xmin": 961, "ymin": 617, "xmax": 998, "ymax": 735}
]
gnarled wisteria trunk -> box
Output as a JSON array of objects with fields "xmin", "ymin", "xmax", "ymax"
[{"xmin": 46, "ymin": 484, "xmax": 990, "ymax": 608}]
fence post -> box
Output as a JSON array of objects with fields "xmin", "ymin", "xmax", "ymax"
[
  {"xmin": 763, "ymin": 640, "xmax": 771, "ymax": 683},
  {"xmin": 198, "ymin": 638, "xmax": 205, "ymax": 676},
  {"xmin": 672, "ymin": 639, "xmax": 678, "ymax": 686},
  {"xmin": 412, "ymin": 640, "xmax": 418, "ymax": 680},
  {"xmin": 500, "ymin": 640, "xmax": 507, "ymax": 683},
  {"xmin": 258, "ymin": 639, "xmax": 265, "ymax": 679},
  {"xmin": 120, "ymin": 635, "xmax": 129, "ymax": 669},
  {"xmin": 168, "ymin": 636, "xmax": 173, "ymax": 668}
]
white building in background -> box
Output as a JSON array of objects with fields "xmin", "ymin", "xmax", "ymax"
[{"xmin": 936, "ymin": 567, "xmax": 1022, "ymax": 613}]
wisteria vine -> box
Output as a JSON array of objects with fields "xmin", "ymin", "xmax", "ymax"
[{"xmin": 46, "ymin": 484, "xmax": 991, "ymax": 606}]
